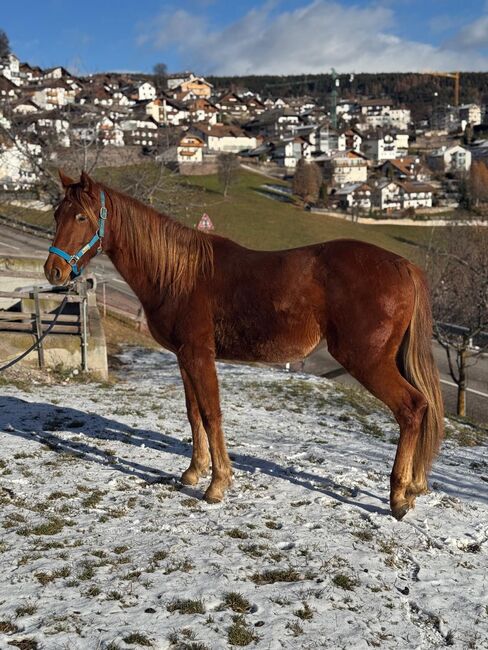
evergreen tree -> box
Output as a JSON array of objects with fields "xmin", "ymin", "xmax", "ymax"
[{"xmin": 0, "ymin": 29, "xmax": 10, "ymax": 59}]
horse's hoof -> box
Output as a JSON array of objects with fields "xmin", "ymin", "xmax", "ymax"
[
  {"xmin": 181, "ymin": 468, "xmax": 199, "ymax": 486},
  {"xmin": 204, "ymin": 489, "xmax": 223, "ymax": 504}
]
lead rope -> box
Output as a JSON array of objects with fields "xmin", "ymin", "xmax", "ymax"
[{"xmin": 0, "ymin": 296, "xmax": 69, "ymax": 373}]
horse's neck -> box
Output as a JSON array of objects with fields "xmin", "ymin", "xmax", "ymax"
[{"xmin": 104, "ymin": 199, "xmax": 170, "ymax": 311}]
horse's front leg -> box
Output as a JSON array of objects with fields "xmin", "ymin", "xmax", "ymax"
[
  {"xmin": 178, "ymin": 346, "xmax": 232, "ymax": 503},
  {"xmin": 178, "ymin": 363, "xmax": 210, "ymax": 486}
]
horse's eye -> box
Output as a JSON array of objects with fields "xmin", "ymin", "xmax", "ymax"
[{"xmin": 75, "ymin": 214, "xmax": 87, "ymax": 223}]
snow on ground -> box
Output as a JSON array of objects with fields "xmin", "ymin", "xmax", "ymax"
[{"xmin": 0, "ymin": 348, "xmax": 487, "ymax": 650}]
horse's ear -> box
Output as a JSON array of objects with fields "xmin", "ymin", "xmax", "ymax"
[
  {"xmin": 80, "ymin": 170, "xmax": 96, "ymax": 195},
  {"xmin": 58, "ymin": 169, "xmax": 75, "ymax": 189}
]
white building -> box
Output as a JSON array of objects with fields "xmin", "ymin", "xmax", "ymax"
[
  {"xmin": 0, "ymin": 133, "xmax": 41, "ymax": 188},
  {"xmin": 332, "ymin": 183, "xmax": 372, "ymax": 211},
  {"xmin": 0, "ymin": 53, "xmax": 21, "ymax": 86},
  {"xmin": 459, "ymin": 104, "xmax": 482, "ymax": 128},
  {"xmin": 145, "ymin": 97, "xmax": 189, "ymax": 126},
  {"xmin": 196, "ymin": 124, "xmax": 257, "ymax": 154},
  {"xmin": 119, "ymin": 118, "xmax": 158, "ymax": 147},
  {"xmin": 136, "ymin": 81, "xmax": 156, "ymax": 101},
  {"xmin": 272, "ymin": 136, "xmax": 312, "ymax": 168},
  {"xmin": 428, "ymin": 145, "xmax": 471, "ymax": 173},
  {"xmin": 362, "ymin": 132, "xmax": 409, "ymax": 161},
  {"xmin": 321, "ymin": 150, "xmax": 368, "ymax": 185},
  {"xmin": 374, "ymin": 180, "xmax": 433, "ymax": 212},
  {"xmin": 177, "ymin": 133, "xmax": 204, "ymax": 164}
]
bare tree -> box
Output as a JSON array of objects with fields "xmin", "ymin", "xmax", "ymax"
[
  {"xmin": 292, "ymin": 159, "xmax": 322, "ymax": 205},
  {"xmin": 426, "ymin": 226, "xmax": 488, "ymax": 416},
  {"xmin": 217, "ymin": 153, "xmax": 240, "ymax": 197}
]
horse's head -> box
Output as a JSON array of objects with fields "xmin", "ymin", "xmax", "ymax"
[{"xmin": 44, "ymin": 170, "xmax": 106, "ymax": 285}]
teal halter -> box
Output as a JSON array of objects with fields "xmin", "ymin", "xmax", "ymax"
[{"xmin": 49, "ymin": 191, "xmax": 107, "ymax": 277}]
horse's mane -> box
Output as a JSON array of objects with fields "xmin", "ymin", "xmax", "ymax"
[{"xmin": 71, "ymin": 182, "xmax": 214, "ymax": 297}]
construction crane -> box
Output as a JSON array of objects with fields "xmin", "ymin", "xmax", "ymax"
[{"xmin": 425, "ymin": 71, "xmax": 460, "ymax": 106}]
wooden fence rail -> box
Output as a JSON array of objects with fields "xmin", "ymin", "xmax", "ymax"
[{"xmin": 0, "ymin": 283, "xmax": 89, "ymax": 370}]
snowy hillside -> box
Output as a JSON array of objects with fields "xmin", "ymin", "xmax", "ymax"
[{"xmin": 0, "ymin": 348, "xmax": 487, "ymax": 650}]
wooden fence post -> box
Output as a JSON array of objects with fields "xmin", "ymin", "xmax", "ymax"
[
  {"xmin": 33, "ymin": 287, "xmax": 45, "ymax": 368},
  {"xmin": 80, "ymin": 282, "xmax": 89, "ymax": 373}
]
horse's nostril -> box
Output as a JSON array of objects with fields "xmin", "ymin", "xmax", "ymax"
[{"xmin": 53, "ymin": 267, "xmax": 62, "ymax": 281}]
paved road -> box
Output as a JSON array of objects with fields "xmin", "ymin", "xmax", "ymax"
[{"xmin": 1, "ymin": 223, "xmax": 486, "ymax": 423}]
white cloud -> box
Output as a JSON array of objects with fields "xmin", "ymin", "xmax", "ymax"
[
  {"xmin": 449, "ymin": 15, "xmax": 488, "ymax": 50},
  {"xmin": 138, "ymin": 1, "xmax": 488, "ymax": 74}
]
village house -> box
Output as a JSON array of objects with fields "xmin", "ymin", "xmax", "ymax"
[
  {"xmin": 19, "ymin": 111, "xmax": 71, "ymax": 148},
  {"xmin": 246, "ymin": 109, "xmax": 301, "ymax": 138},
  {"xmin": 358, "ymin": 99, "xmax": 410, "ymax": 130},
  {"xmin": 0, "ymin": 53, "xmax": 21, "ymax": 86},
  {"xmin": 398, "ymin": 181, "xmax": 434, "ymax": 209},
  {"xmin": 337, "ymin": 128, "xmax": 362, "ymax": 153},
  {"xmin": 379, "ymin": 157, "xmax": 430, "ymax": 181},
  {"xmin": 177, "ymin": 133, "xmax": 205, "ymax": 164},
  {"xmin": 97, "ymin": 116, "xmax": 124, "ymax": 147},
  {"xmin": 185, "ymin": 97, "xmax": 219, "ymax": 125},
  {"xmin": 374, "ymin": 180, "xmax": 434, "ymax": 212},
  {"xmin": 175, "ymin": 76, "xmax": 212, "ymax": 99},
  {"xmin": 28, "ymin": 80, "xmax": 78, "ymax": 111},
  {"xmin": 428, "ymin": 145, "xmax": 472, "ymax": 173},
  {"xmin": 330, "ymin": 182, "xmax": 372, "ymax": 211},
  {"xmin": 0, "ymin": 131, "xmax": 41, "ymax": 189},
  {"xmin": 459, "ymin": 104, "xmax": 482, "ymax": 128},
  {"xmin": 123, "ymin": 81, "xmax": 156, "ymax": 102},
  {"xmin": 271, "ymin": 136, "xmax": 312, "ymax": 168},
  {"xmin": 361, "ymin": 131, "xmax": 409, "ymax": 161},
  {"xmin": 374, "ymin": 180, "xmax": 402, "ymax": 212},
  {"xmin": 19, "ymin": 62, "xmax": 43, "ymax": 85},
  {"xmin": 320, "ymin": 150, "xmax": 369, "ymax": 185},
  {"xmin": 245, "ymin": 96, "xmax": 266, "ymax": 116},
  {"xmin": 195, "ymin": 124, "xmax": 257, "ymax": 153},
  {"xmin": 78, "ymin": 85, "xmax": 115, "ymax": 107},
  {"xmin": 119, "ymin": 116, "xmax": 159, "ymax": 147},
  {"xmin": 215, "ymin": 92, "xmax": 249, "ymax": 118},
  {"xmin": 0, "ymin": 76, "xmax": 20, "ymax": 103},
  {"xmin": 145, "ymin": 97, "xmax": 189, "ymax": 126},
  {"xmin": 166, "ymin": 71, "xmax": 196, "ymax": 90}
]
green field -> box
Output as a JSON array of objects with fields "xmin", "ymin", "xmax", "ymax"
[{"xmin": 1, "ymin": 166, "xmax": 441, "ymax": 262}]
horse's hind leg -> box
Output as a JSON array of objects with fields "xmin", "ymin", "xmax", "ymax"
[
  {"xmin": 178, "ymin": 364, "xmax": 210, "ymax": 486},
  {"xmin": 352, "ymin": 362, "xmax": 427, "ymax": 520}
]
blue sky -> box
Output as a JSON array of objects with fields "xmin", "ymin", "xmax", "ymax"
[{"xmin": 2, "ymin": 0, "xmax": 488, "ymax": 75}]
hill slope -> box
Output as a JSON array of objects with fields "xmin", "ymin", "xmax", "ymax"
[{"xmin": 0, "ymin": 349, "xmax": 486, "ymax": 649}]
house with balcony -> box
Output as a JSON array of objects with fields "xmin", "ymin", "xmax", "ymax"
[
  {"xmin": 320, "ymin": 150, "xmax": 369, "ymax": 185},
  {"xmin": 177, "ymin": 133, "xmax": 205, "ymax": 164},
  {"xmin": 427, "ymin": 145, "xmax": 471, "ymax": 173},
  {"xmin": 361, "ymin": 131, "xmax": 409, "ymax": 161},
  {"xmin": 145, "ymin": 97, "xmax": 189, "ymax": 126}
]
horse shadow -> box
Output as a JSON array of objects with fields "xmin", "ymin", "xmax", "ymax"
[{"xmin": 0, "ymin": 394, "xmax": 393, "ymax": 515}]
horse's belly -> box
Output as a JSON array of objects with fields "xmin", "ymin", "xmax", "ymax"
[{"xmin": 215, "ymin": 314, "xmax": 322, "ymax": 363}]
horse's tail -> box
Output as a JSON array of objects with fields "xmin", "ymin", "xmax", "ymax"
[{"xmin": 400, "ymin": 265, "xmax": 444, "ymax": 482}]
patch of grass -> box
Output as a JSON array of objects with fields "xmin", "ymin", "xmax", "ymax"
[
  {"xmin": 18, "ymin": 518, "xmax": 66, "ymax": 536},
  {"xmin": 77, "ymin": 560, "xmax": 96, "ymax": 581},
  {"xmin": 222, "ymin": 592, "xmax": 251, "ymax": 613},
  {"xmin": 167, "ymin": 598, "xmax": 205, "ymax": 615},
  {"xmin": 0, "ymin": 620, "xmax": 19, "ymax": 633},
  {"xmin": 81, "ymin": 490, "xmax": 106, "ymax": 508},
  {"xmin": 294, "ymin": 601, "xmax": 314, "ymax": 620},
  {"xmin": 15, "ymin": 603, "xmax": 37, "ymax": 617},
  {"xmin": 122, "ymin": 632, "xmax": 153, "ymax": 646},
  {"xmin": 332, "ymin": 574, "xmax": 359, "ymax": 591},
  {"xmin": 286, "ymin": 620, "xmax": 304, "ymax": 636},
  {"xmin": 35, "ymin": 566, "xmax": 70, "ymax": 585},
  {"xmin": 113, "ymin": 545, "xmax": 129, "ymax": 555},
  {"xmin": 238, "ymin": 543, "xmax": 267, "ymax": 558},
  {"xmin": 250, "ymin": 568, "xmax": 301, "ymax": 585},
  {"xmin": 353, "ymin": 530, "xmax": 374, "ymax": 542},
  {"xmin": 227, "ymin": 615, "xmax": 258, "ymax": 646},
  {"xmin": 151, "ymin": 550, "xmax": 168, "ymax": 563},
  {"xmin": 226, "ymin": 528, "xmax": 249, "ymax": 539}
]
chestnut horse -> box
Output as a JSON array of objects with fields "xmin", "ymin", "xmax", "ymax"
[{"xmin": 44, "ymin": 171, "xmax": 444, "ymax": 520}]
